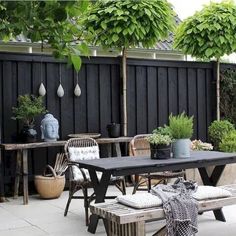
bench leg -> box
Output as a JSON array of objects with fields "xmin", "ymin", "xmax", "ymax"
[
  {"xmin": 108, "ymin": 221, "xmax": 145, "ymax": 236},
  {"xmin": 198, "ymin": 166, "xmax": 226, "ymax": 222}
]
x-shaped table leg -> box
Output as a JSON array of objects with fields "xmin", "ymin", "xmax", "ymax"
[
  {"xmin": 198, "ymin": 165, "xmax": 226, "ymax": 222},
  {"xmin": 87, "ymin": 169, "xmax": 112, "ymax": 234}
]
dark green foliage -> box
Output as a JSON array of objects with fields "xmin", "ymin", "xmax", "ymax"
[
  {"xmin": 219, "ymin": 130, "xmax": 236, "ymax": 152},
  {"xmin": 169, "ymin": 112, "xmax": 194, "ymax": 139},
  {"xmin": 12, "ymin": 95, "xmax": 47, "ymax": 126},
  {"xmin": 220, "ymin": 69, "xmax": 236, "ymax": 124},
  {"xmin": 208, "ymin": 120, "xmax": 235, "ymax": 150},
  {"xmin": 0, "ymin": 1, "xmax": 90, "ymax": 71}
]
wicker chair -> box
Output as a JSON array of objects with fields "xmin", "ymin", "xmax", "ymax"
[
  {"xmin": 129, "ymin": 134, "xmax": 185, "ymax": 194},
  {"xmin": 64, "ymin": 138, "xmax": 126, "ymax": 226}
]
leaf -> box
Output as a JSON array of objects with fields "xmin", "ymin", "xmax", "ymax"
[
  {"xmin": 101, "ymin": 21, "xmax": 107, "ymax": 30},
  {"xmin": 71, "ymin": 55, "xmax": 82, "ymax": 72},
  {"xmin": 112, "ymin": 34, "xmax": 119, "ymax": 42},
  {"xmin": 205, "ymin": 48, "xmax": 213, "ymax": 57}
]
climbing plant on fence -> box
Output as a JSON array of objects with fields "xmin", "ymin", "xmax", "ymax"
[{"xmin": 220, "ymin": 69, "xmax": 236, "ymax": 125}]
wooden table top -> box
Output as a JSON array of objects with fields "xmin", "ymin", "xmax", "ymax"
[{"xmin": 0, "ymin": 137, "xmax": 133, "ymax": 150}]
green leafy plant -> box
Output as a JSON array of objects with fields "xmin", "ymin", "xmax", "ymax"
[
  {"xmin": 174, "ymin": 0, "xmax": 236, "ymax": 120},
  {"xmin": 153, "ymin": 125, "xmax": 172, "ymax": 138},
  {"xmin": 208, "ymin": 120, "xmax": 235, "ymax": 150},
  {"xmin": 0, "ymin": 1, "xmax": 90, "ymax": 71},
  {"xmin": 12, "ymin": 95, "xmax": 47, "ymax": 126},
  {"xmin": 84, "ymin": 0, "xmax": 175, "ymax": 135},
  {"xmin": 147, "ymin": 133, "xmax": 172, "ymax": 146},
  {"xmin": 219, "ymin": 130, "xmax": 236, "ymax": 152},
  {"xmin": 220, "ymin": 69, "xmax": 236, "ymax": 124},
  {"xmin": 169, "ymin": 112, "xmax": 194, "ymax": 139}
]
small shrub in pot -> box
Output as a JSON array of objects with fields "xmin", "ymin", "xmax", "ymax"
[{"xmin": 147, "ymin": 131, "xmax": 172, "ymax": 159}]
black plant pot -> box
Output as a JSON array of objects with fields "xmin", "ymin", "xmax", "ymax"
[
  {"xmin": 19, "ymin": 125, "xmax": 37, "ymax": 143},
  {"xmin": 150, "ymin": 144, "xmax": 171, "ymax": 159},
  {"xmin": 107, "ymin": 123, "xmax": 120, "ymax": 138}
]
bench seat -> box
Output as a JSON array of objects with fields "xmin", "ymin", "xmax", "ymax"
[{"xmin": 90, "ymin": 184, "xmax": 236, "ymax": 236}]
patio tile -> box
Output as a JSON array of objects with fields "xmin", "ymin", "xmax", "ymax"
[{"xmin": 1, "ymin": 186, "xmax": 236, "ymax": 236}]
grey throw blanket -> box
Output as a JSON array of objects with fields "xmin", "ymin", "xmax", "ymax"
[{"xmin": 151, "ymin": 178, "xmax": 198, "ymax": 236}]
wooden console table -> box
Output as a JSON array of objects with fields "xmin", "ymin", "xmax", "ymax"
[{"xmin": 0, "ymin": 137, "xmax": 132, "ymax": 204}]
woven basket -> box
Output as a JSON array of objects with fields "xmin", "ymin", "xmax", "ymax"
[{"xmin": 34, "ymin": 165, "xmax": 65, "ymax": 199}]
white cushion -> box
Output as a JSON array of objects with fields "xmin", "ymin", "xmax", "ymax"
[
  {"xmin": 193, "ymin": 186, "xmax": 232, "ymax": 200},
  {"xmin": 68, "ymin": 146, "xmax": 100, "ymax": 181},
  {"xmin": 116, "ymin": 193, "xmax": 162, "ymax": 209}
]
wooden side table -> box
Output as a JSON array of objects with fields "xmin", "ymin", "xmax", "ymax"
[{"xmin": 0, "ymin": 137, "xmax": 132, "ymax": 204}]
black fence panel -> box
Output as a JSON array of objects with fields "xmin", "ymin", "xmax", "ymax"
[{"xmin": 1, "ymin": 52, "xmax": 234, "ymax": 191}]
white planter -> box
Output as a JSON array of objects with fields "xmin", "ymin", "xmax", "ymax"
[{"xmin": 172, "ymin": 138, "xmax": 191, "ymax": 158}]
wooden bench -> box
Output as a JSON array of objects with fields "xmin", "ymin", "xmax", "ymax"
[{"xmin": 90, "ymin": 185, "xmax": 236, "ymax": 236}]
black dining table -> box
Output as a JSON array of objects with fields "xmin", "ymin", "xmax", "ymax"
[{"xmin": 77, "ymin": 150, "xmax": 236, "ymax": 233}]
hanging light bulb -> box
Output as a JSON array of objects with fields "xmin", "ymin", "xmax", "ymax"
[
  {"xmin": 57, "ymin": 84, "xmax": 64, "ymax": 97},
  {"xmin": 57, "ymin": 64, "xmax": 64, "ymax": 98},
  {"xmin": 38, "ymin": 57, "xmax": 46, "ymax": 96},
  {"xmin": 39, "ymin": 82, "xmax": 46, "ymax": 96},
  {"xmin": 74, "ymin": 73, "xmax": 81, "ymax": 97}
]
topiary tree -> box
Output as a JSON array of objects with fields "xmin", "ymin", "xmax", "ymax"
[
  {"xmin": 174, "ymin": 0, "xmax": 236, "ymax": 121},
  {"xmin": 84, "ymin": 0, "xmax": 175, "ymax": 136}
]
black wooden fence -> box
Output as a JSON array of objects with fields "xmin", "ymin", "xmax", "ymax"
[{"xmin": 0, "ymin": 51, "xmax": 230, "ymax": 192}]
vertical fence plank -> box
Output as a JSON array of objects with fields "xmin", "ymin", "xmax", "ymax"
[
  {"xmin": 157, "ymin": 67, "xmax": 168, "ymax": 126},
  {"xmin": 147, "ymin": 67, "xmax": 158, "ymax": 132},
  {"xmin": 136, "ymin": 66, "xmax": 147, "ymax": 134}
]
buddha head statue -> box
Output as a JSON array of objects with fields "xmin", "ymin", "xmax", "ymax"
[{"xmin": 41, "ymin": 113, "xmax": 59, "ymax": 141}]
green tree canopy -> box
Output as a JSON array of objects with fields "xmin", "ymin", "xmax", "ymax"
[
  {"xmin": 85, "ymin": 0, "xmax": 175, "ymax": 50},
  {"xmin": 174, "ymin": 0, "xmax": 236, "ymax": 121},
  {"xmin": 84, "ymin": 0, "xmax": 175, "ymax": 136},
  {"xmin": 0, "ymin": 1, "xmax": 90, "ymax": 71},
  {"xmin": 174, "ymin": 0, "xmax": 236, "ymax": 59}
]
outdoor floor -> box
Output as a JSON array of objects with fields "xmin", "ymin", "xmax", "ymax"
[{"xmin": 1, "ymin": 186, "xmax": 236, "ymax": 236}]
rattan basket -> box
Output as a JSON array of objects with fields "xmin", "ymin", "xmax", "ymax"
[{"xmin": 34, "ymin": 165, "xmax": 65, "ymax": 199}]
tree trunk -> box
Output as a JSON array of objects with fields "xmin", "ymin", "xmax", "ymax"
[
  {"xmin": 122, "ymin": 47, "xmax": 127, "ymax": 136},
  {"xmin": 216, "ymin": 58, "xmax": 220, "ymax": 121}
]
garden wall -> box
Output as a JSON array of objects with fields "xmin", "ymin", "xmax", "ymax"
[{"xmin": 0, "ymin": 52, "xmax": 231, "ymax": 192}]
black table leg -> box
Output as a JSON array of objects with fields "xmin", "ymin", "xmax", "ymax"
[
  {"xmin": 0, "ymin": 149, "xmax": 5, "ymax": 202},
  {"xmin": 87, "ymin": 170, "xmax": 112, "ymax": 234},
  {"xmin": 198, "ymin": 165, "xmax": 226, "ymax": 222}
]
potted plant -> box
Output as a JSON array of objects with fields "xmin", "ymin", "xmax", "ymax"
[
  {"xmin": 169, "ymin": 112, "xmax": 193, "ymax": 158},
  {"xmin": 208, "ymin": 120, "xmax": 234, "ymax": 150},
  {"xmin": 12, "ymin": 94, "xmax": 47, "ymax": 142},
  {"xmin": 147, "ymin": 127, "xmax": 172, "ymax": 159}
]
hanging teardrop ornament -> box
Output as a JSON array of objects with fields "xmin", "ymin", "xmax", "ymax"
[
  {"xmin": 57, "ymin": 84, "xmax": 64, "ymax": 97},
  {"xmin": 74, "ymin": 83, "xmax": 81, "ymax": 97},
  {"xmin": 38, "ymin": 82, "xmax": 46, "ymax": 96}
]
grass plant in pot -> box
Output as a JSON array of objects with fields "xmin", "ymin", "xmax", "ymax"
[
  {"xmin": 147, "ymin": 127, "xmax": 172, "ymax": 159},
  {"xmin": 169, "ymin": 112, "xmax": 193, "ymax": 158},
  {"xmin": 12, "ymin": 94, "xmax": 47, "ymax": 142}
]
